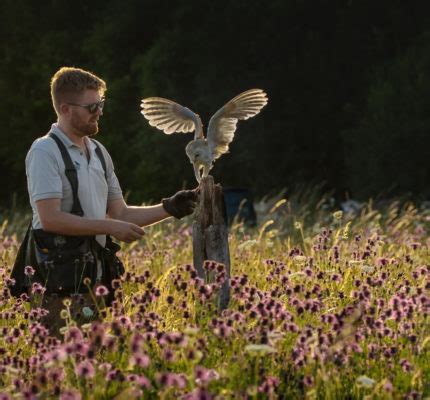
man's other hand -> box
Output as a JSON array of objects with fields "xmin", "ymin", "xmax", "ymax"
[
  {"xmin": 110, "ymin": 220, "xmax": 145, "ymax": 243},
  {"xmin": 162, "ymin": 189, "xmax": 199, "ymax": 219}
]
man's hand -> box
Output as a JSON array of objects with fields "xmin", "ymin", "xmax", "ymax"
[
  {"xmin": 109, "ymin": 220, "xmax": 145, "ymax": 243},
  {"xmin": 162, "ymin": 189, "xmax": 199, "ymax": 219}
]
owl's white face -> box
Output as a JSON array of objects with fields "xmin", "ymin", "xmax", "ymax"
[
  {"xmin": 185, "ymin": 139, "xmax": 213, "ymax": 182},
  {"xmin": 185, "ymin": 139, "xmax": 211, "ymax": 165}
]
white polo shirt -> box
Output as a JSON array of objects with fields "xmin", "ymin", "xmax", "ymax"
[{"xmin": 26, "ymin": 123, "xmax": 123, "ymax": 247}]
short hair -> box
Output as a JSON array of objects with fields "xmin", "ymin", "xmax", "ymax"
[{"xmin": 50, "ymin": 67, "xmax": 106, "ymax": 115}]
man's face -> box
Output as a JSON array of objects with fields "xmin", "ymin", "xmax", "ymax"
[{"xmin": 65, "ymin": 89, "xmax": 104, "ymax": 137}]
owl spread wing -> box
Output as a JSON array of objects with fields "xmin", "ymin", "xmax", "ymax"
[
  {"xmin": 140, "ymin": 97, "xmax": 203, "ymax": 139},
  {"xmin": 207, "ymin": 89, "xmax": 268, "ymax": 160}
]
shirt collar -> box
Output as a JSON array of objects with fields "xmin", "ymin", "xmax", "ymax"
[
  {"xmin": 85, "ymin": 136, "xmax": 98, "ymax": 152},
  {"xmin": 50, "ymin": 123, "xmax": 76, "ymax": 148}
]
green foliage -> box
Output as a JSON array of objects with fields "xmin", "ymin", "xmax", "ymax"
[
  {"xmin": 1, "ymin": 0, "xmax": 430, "ymax": 207},
  {"xmin": 343, "ymin": 31, "xmax": 430, "ymax": 199}
]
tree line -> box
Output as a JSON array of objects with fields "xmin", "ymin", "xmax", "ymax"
[{"xmin": 1, "ymin": 0, "xmax": 429, "ymax": 208}]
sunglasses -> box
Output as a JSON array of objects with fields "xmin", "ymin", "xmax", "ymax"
[{"xmin": 67, "ymin": 98, "xmax": 105, "ymax": 114}]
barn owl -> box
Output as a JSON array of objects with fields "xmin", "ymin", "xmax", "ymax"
[{"xmin": 140, "ymin": 89, "xmax": 268, "ymax": 183}]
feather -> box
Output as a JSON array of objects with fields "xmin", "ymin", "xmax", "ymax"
[
  {"xmin": 207, "ymin": 89, "xmax": 267, "ymax": 159},
  {"xmin": 140, "ymin": 97, "xmax": 203, "ymax": 136}
]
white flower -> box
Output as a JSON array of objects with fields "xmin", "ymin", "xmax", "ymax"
[
  {"xmin": 184, "ymin": 326, "xmax": 200, "ymax": 336},
  {"xmin": 82, "ymin": 306, "xmax": 94, "ymax": 318},
  {"xmin": 289, "ymin": 271, "xmax": 306, "ymax": 278},
  {"xmin": 293, "ymin": 255, "xmax": 307, "ymax": 264},
  {"xmin": 268, "ymin": 331, "xmax": 285, "ymax": 342},
  {"xmin": 360, "ymin": 265, "xmax": 375, "ymax": 273},
  {"xmin": 245, "ymin": 344, "xmax": 276, "ymax": 355},
  {"xmin": 356, "ymin": 375, "xmax": 376, "ymax": 388}
]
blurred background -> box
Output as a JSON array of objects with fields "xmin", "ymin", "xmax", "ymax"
[{"xmin": 1, "ymin": 0, "xmax": 429, "ymax": 210}]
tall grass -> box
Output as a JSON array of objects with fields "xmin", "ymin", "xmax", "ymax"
[{"xmin": 0, "ymin": 191, "xmax": 428, "ymax": 399}]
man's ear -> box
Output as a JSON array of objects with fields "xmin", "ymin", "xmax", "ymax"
[{"xmin": 58, "ymin": 103, "xmax": 70, "ymax": 116}]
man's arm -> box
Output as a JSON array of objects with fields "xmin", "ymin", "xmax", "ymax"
[
  {"xmin": 36, "ymin": 198, "xmax": 144, "ymax": 243},
  {"xmin": 107, "ymin": 189, "xmax": 199, "ymax": 225},
  {"xmin": 107, "ymin": 198, "xmax": 170, "ymax": 226}
]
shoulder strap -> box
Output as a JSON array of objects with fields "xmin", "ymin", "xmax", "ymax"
[
  {"xmin": 49, "ymin": 132, "xmax": 84, "ymax": 216},
  {"xmin": 91, "ymin": 139, "xmax": 108, "ymax": 182}
]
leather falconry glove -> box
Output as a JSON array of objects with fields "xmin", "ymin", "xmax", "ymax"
[{"xmin": 162, "ymin": 189, "xmax": 199, "ymax": 219}]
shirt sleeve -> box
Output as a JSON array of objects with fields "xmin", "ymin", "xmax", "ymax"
[
  {"xmin": 102, "ymin": 147, "xmax": 123, "ymax": 201},
  {"xmin": 26, "ymin": 147, "xmax": 63, "ymax": 202},
  {"xmin": 107, "ymin": 169, "xmax": 123, "ymax": 201}
]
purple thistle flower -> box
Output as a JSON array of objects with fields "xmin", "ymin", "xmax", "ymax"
[
  {"xmin": 404, "ymin": 390, "xmax": 420, "ymax": 400},
  {"xmin": 377, "ymin": 257, "xmax": 389, "ymax": 266},
  {"xmin": 131, "ymin": 353, "xmax": 150, "ymax": 368},
  {"xmin": 106, "ymin": 369, "xmax": 123, "ymax": 382},
  {"xmin": 367, "ymin": 343, "xmax": 378, "ymax": 359},
  {"xmin": 194, "ymin": 366, "xmax": 220, "ymax": 385},
  {"xmin": 349, "ymin": 343, "xmax": 363, "ymax": 353},
  {"xmin": 296, "ymin": 305, "xmax": 304, "ymax": 315},
  {"xmin": 382, "ymin": 380, "xmax": 393, "ymax": 393},
  {"xmin": 20, "ymin": 293, "xmax": 30, "ymax": 302},
  {"xmin": 4, "ymin": 277, "xmax": 15, "ymax": 287},
  {"xmin": 157, "ymin": 372, "xmax": 187, "ymax": 389},
  {"xmin": 258, "ymin": 376, "xmax": 280, "ymax": 394},
  {"xmin": 60, "ymin": 389, "xmax": 82, "ymax": 400},
  {"xmin": 64, "ymin": 326, "xmax": 83, "ymax": 342},
  {"xmin": 132, "ymin": 375, "xmax": 151, "ymax": 390},
  {"xmin": 162, "ymin": 348, "xmax": 175, "ymax": 362},
  {"xmin": 48, "ymin": 368, "xmax": 65, "ymax": 382},
  {"xmin": 408, "ymin": 334, "xmax": 417, "ymax": 343},
  {"xmin": 24, "ymin": 266, "xmax": 35, "ymax": 277},
  {"xmin": 303, "ymin": 375, "xmax": 314, "ymax": 387},
  {"xmin": 30, "ymin": 323, "xmax": 49, "ymax": 338},
  {"xmin": 13, "ymin": 379, "xmax": 23, "ymax": 390},
  {"xmin": 31, "ymin": 282, "xmax": 46, "ymax": 295},
  {"xmin": 284, "ymin": 323, "xmax": 298, "ymax": 332},
  {"xmin": 95, "ymin": 285, "xmax": 109, "ymax": 297},
  {"xmin": 98, "ymin": 363, "xmax": 112, "ymax": 373},
  {"xmin": 213, "ymin": 324, "xmax": 233, "ymax": 338},
  {"xmin": 44, "ymin": 348, "xmax": 67, "ymax": 363},
  {"xmin": 111, "ymin": 279, "xmax": 121, "ymax": 289},
  {"xmin": 400, "ymin": 359, "xmax": 412, "ymax": 372},
  {"xmin": 117, "ymin": 315, "xmax": 132, "ymax": 328},
  {"xmin": 75, "ymin": 361, "xmax": 95, "ymax": 379},
  {"xmin": 126, "ymin": 373, "xmax": 138, "ymax": 382}
]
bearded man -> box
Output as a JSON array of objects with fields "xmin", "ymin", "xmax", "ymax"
[{"xmin": 12, "ymin": 67, "xmax": 197, "ymax": 333}]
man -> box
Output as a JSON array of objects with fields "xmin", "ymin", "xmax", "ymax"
[{"xmin": 18, "ymin": 66, "xmax": 197, "ymax": 331}]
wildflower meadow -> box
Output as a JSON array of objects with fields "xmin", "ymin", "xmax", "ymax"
[{"xmin": 0, "ymin": 195, "xmax": 429, "ymax": 399}]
